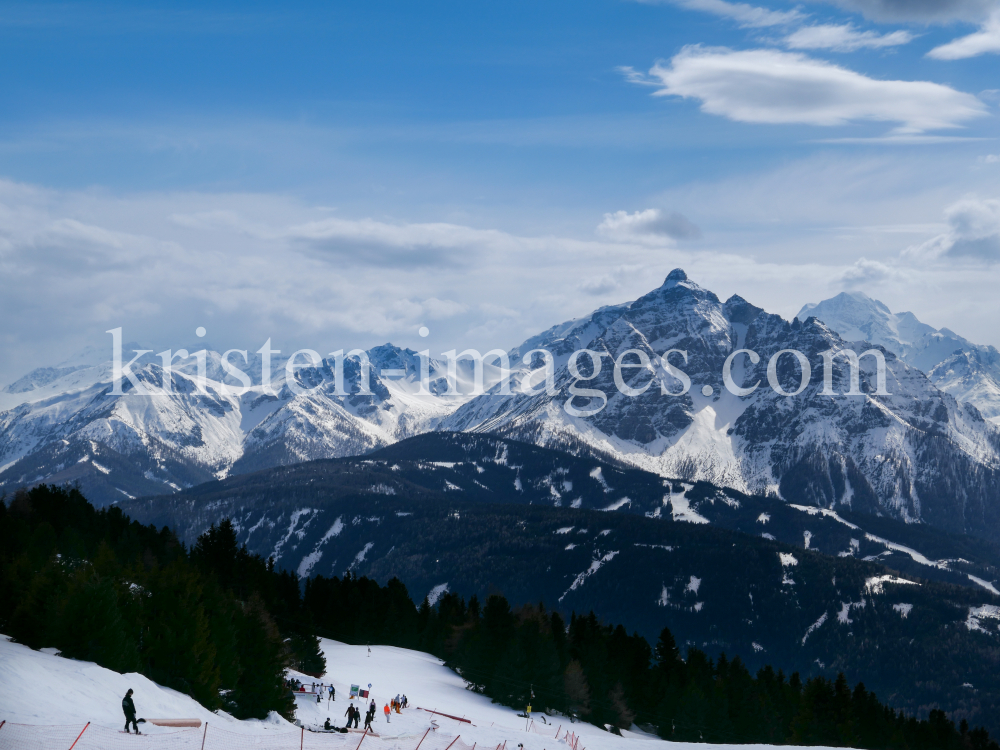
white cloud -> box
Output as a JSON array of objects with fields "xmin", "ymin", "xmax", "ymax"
[
  {"xmin": 928, "ymin": 12, "xmax": 1000, "ymax": 59},
  {"xmin": 640, "ymin": 46, "xmax": 988, "ymax": 133},
  {"xmin": 6, "ymin": 154, "xmax": 1000, "ymax": 387},
  {"xmin": 785, "ymin": 23, "xmax": 914, "ymax": 51},
  {"xmin": 839, "ymin": 257, "xmax": 905, "ymax": 286},
  {"xmin": 637, "ymin": 0, "xmax": 805, "ymax": 27},
  {"xmin": 0, "ymin": 178, "xmax": 700, "ymax": 385},
  {"xmin": 980, "ymin": 154, "xmax": 1000, "ymax": 163},
  {"xmin": 904, "ymin": 197, "xmax": 1000, "ymax": 261},
  {"xmin": 815, "ymin": 0, "xmax": 998, "ymax": 23},
  {"xmin": 597, "ymin": 208, "xmax": 701, "ymax": 243}
]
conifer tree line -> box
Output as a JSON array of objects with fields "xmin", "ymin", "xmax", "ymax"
[
  {"xmin": 0, "ymin": 485, "xmax": 325, "ymax": 720},
  {"xmin": 2, "ymin": 486, "xmax": 998, "ymax": 750},
  {"xmin": 306, "ymin": 571, "xmax": 1000, "ymax": 750}
]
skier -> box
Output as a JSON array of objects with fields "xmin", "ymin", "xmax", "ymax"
[
  {"xmin": 345, "ymin": 703, "xmax": 356, "ymax": 728},
  {"xmin": 384, "ymin": 703, "xmax": 391, "ymax": 723},
  {"xmin": 122, "ymin": 689, "xmax": 139, "ymax": 735},
  {"xmin": 317, "ymin": 692, "xmax": 322, "ymax": 704},
  {"xmin": 402, "ymin": 694, "xmax": 408, "ymax": 709},
  {"xmin": 331, "ymin": 685, "xmax": 336, "ymax": 701},
  {"xmin": 364, "ymin": 707, "xmax": 374, "ymax": 732},
  {"xmin": 325, "ymin": 718, "xmax": 333, "ymax": 731}
]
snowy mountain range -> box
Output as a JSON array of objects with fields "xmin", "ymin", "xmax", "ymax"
[
  {"xmin": 0, "ymin": 344, "xmax": 488, "ymax": 505},
  {"xmin": 4, "ymin": 270, "xmax": 1000, "ymax": 538},
  {"xmin": 798, "ymin": 291, "xmax": 1000, "ymax": 421}
]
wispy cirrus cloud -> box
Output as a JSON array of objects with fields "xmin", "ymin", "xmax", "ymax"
[
  {"xmin": 624, "ymin": 46, "xmax": 988, "ymax": 134},
  {"xmin": 928, "ymin": 11, "xmax": 1000, "ymax": 59},
  {"xmin": 784, "ymin": 23, "xmax": 914, "ymax": 51},
  {"xmin": 635, "ymin": 0, "xmax": 806, "ymax": 27}
]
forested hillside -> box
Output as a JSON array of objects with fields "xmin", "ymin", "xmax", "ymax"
[{"xmin": 0, "ymin": 484, "xmax": 324, "ymax": 720}]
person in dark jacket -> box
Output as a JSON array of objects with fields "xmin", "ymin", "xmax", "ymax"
[
  {"xmin": 122, "ymin": 689, "xmax": 139, "ymax": 734},
  {"xmin": 364, "ymin": 707, "xmax": 374, "ymax": 732},
  {"xmin": 324, "ymin": 718, "xmax": 333, "ymax": 731},
  {"xmin": 345, "ymin": 703, "xmax": 361, "ymax": 728}
]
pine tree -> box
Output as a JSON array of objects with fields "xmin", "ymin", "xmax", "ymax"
[
  {"xmin": 141, "ymin": 560, "xmax": 221, "ymax": 709},
  {"xmin": 230, "ymin": 593, "xmax": 295, "ymax": 720},
  {"xmin": 58, "ymin": 574, "xmax": 139, "ymax": 673}
]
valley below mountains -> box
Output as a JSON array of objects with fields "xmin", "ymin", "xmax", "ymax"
[{"xmin": 119, "ymin": 431, "xmax": 1000, "ymax": 734}]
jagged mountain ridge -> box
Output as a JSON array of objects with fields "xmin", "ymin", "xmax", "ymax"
[
  {"xmin": 798, "ymin": 290, "xmax": 1000, "ymax": 420},
  {"xmin": 0, "ymin": 345, "xmax": 489, "ymax": 506},
  {"xmin": 444, "ymin": 270, "xmax": 1000, "ymax": 537},
  {"xmin": 4, "ymin": 270, "xmax": 1000, "ymax": 540}
]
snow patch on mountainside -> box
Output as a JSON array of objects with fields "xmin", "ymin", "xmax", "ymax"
[{"xmin": 560, "ymin": 551, "xmax": 619, "ymax": 601}]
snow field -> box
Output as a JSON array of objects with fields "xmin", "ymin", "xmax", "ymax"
[
  {"xmin": 0, "ymin": 635, "xmax": 291, "ymax": 735},
  {"xmin": 1, "ymin": 635, "xmax": 846, "ymax": 750}
]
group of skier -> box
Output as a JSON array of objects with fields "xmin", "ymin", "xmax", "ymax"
[
  {"xmin": 332, "ymin": 693, "xmax": 408, "ymax": 733},
  {"xmin": 123, "ymin": 678, "xmax": 408, "ymax": 737}
]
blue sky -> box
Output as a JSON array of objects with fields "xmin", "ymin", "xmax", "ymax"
[{"xmin": 1, "ymin": 0, "xmax": 1000, "ymax": 381}]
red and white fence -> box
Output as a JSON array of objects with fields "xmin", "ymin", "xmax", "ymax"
[
  {"xmin": 526, "ymin": 720, "xmax": 583, "ymax": 750},
  {"xmin": 0, "ymin": 722, "xmax": 482, "ymax": 750},
  {"xmin": 0, "ymin": 715, "xmax": 590, "ymax": 750}
]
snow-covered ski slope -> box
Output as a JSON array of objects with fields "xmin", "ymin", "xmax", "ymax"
[
  {"xmin": 1, "ymin": 635, "xmax": 845, "ymax": 749},
  {"xmin": 0, "ymin": 634, "xmax": 291, "ymax": 736}
]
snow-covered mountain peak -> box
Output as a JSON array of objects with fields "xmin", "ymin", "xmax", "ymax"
[
  {"xmin": 800, "ymin": 291, "xmax": 1000, "ymax": 420},
  {"xmin": 446, "ymin": 274, "xmax": 1000, "ymax": 537},
  {"xmin": 660, "ymin": 267, "xmax": 691, "ymax": 287}
]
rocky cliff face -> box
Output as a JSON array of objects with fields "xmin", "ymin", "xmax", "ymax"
[{"xmin": 445, "ymin": 270, "xmax": 1000, "ymax": 537}]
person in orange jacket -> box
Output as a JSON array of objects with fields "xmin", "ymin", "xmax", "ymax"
[{"xmin": 384, "ymin": 703, "xmax": 391, "ymax": 723}]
